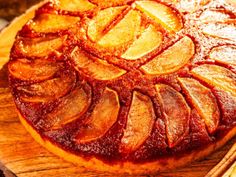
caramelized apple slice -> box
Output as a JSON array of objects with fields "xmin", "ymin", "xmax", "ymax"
[
  {"xmin": 71, "ymin": 47, "xmax": 126, "ymax": 80},
  {"xmin": 8, "ymin": 59, "xmax": 60, "ymax": 81},
  {"xmin": 191, "ymin": 64, "xmax": 236, "ymax": 97},
  {"xmin": 87, "ymin": 6, "xmax": 127, "ymax": 42},
  {"xmin": 89, "ymin": 0, "xmax": 129, "ymax": 7},
  {"xmin": 58, "ymin": 0, "xmax": 96, "ymax": 12},
  {"xmin": 30, "ymin": 14, "xmax": 80, "ymax": 33},
  {"xmin": 98, "ymin": 10, "xmax": 141, "ymax": 47},
  {"xmin": 77, "ymin": 88, "xmax": 120, "ymax": 143},
  {"xmin": 210, "ymin": 45, "xmax": 236, "ymax": 65},
  {"xmin": 45, "ymin": 85, "xmax": 91, "ymax": 130},
  {"xmin": 200, "ymin": 9, "xmax": 230, "ymax": 22},
  {"xmin": 156, "ymin": 84, "xmax": 190, "ymax": 148},
  {"xmin": 202, "ymin": 21, "xmax": 236, "ymax": 41},
  {"xmin": 121, "ymin": 25, "xmax": 163, "ymax": 60},
  {"xmin": 178, "ymin": 0, "xmax": 210, "ymax": 13},
  {"xmin": 135, "ymin": 1, "xmax": 183, "ymax": 32},
  {"xmin": 178, "ymin": 78, "xmax": 220, "ymax": 134},
  {"xmin": 141, "ymin": 36, "xmax": 195, "ymax": 75},
  {"xmin": 17, "ymin": 36, "xmax": 67, "ymax": 58},
  {"xmin": 120, "ymin": 91, "xmax": 155, "ymax": 153},
  {"xmin": 17, "ymin": 70, "xmax": 76, "ymax": 103},
  {"xmin": 213, "ymin": 89, "xmax": 236, "ymax": 125}
]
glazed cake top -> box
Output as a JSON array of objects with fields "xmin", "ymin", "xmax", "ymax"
[{"xmin": 8, "ymin": 0, "xmax": 236, "ymax": 163}]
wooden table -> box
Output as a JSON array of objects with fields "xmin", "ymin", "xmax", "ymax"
[{"xmin": 0, "ymin": 1, "xmax": 235, "ymax": 176}]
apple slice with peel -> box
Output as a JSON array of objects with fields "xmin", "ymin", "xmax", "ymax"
[
  {"xmin": 77, "ymin": 88, "xmax": 120, "ymax": 143},
  {"xmin": 98, "ymin": 10, "xmax": 141, "ymax": 47},
  {"xmin": 45, "ymin": 85, "xmax": 91, "ymax": 130},
  {"xmin": 8, "ymin": 59, "xmax": 60, "ymax": 81},
  {"xmin": 71, "ymin": 47, "xmax": 126, "ymax": 80},
  {"xmin": 87, "ymin": 6, "xmax": 127, "ymax": 42},
  {"xmin": 141, "ymin": 36, "xmax": 195, "ymax": 75},
  {"xmin": 121, "ymin": 25, "xmax": 163, "ymax": 60},
  {"xmin": 29, "ymin": 13, "xmax": 80, "ymax": 33},
  {"xmin": 135, "ymin": 1, "xmax": 183, "ymax": 32},
  {"xmin": 178, "ymin": 78, "xmax": 220, "ymax": 134},
  {"xmin": 16, "ymin": 36, "xmax": 67, "ymax": 58},
  {"xmin": 58, "ymin": 0, "xmax": 96, "ymax": 12},
  {"xmin": 156, "ymin": 84, "xmax": 190, "ymax": 148},
  {"xmin": 202, "ymin": 21, "xmax": 236, "ymax": 41},
  {"xmin": 17, "ymin": 70, "xmax": 76, "ymax": 103},
  {"xmin": 120, "ymin": 91, "xmax": 155, "ymax": 153},
  {"xmin": 209, "ymin": 45, "xmax": 236, "ymax": 65},
  {"xmin": 191, "ymin": 64, "xmax": 236, "ymax": 97}
]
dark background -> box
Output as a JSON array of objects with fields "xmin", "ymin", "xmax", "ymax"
[{"xmin": 0, "ymin": 0, "xmax": 41, "ymax": 20}]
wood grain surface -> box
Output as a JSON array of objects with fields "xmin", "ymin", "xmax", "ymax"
[{"xmin": 0, "ymin": 1, "xmax": 235, "ymax": 176}]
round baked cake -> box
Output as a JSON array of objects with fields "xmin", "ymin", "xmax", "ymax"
[{"xmin": 8, "ymin": 0, "xmax": 236, "ymax": 174}]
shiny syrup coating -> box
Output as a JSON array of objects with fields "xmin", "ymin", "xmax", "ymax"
[{"xmin": 8, "ymin": 0, "xmax": 236, "ymax": 164}]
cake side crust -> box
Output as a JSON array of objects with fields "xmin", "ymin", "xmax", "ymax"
[{"xmin": 18, "ymin": 111, "xmax": 236, "ymax": 174}]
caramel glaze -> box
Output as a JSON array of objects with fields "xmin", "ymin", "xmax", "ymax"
[{"xmin": 8, "ymin": 0, "xmax": 236, "ymax": 165}]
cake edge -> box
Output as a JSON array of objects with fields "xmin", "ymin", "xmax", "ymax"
[
  {"xmin": 0, "ymin": 0, "xmax": 48, "ymax": 70},
  {"xmin": 18, "ymin": 110, "xmax": 236, "ymax": 175}
]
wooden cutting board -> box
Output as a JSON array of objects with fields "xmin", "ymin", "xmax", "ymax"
[{"xmin": 0, "ymin": 2, "xmax": 235, "ymax": 177}]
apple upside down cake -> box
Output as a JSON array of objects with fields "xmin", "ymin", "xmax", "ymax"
[{"xmin": 7, "ymin": 0, "xmax": 236, "ymax": 174}]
